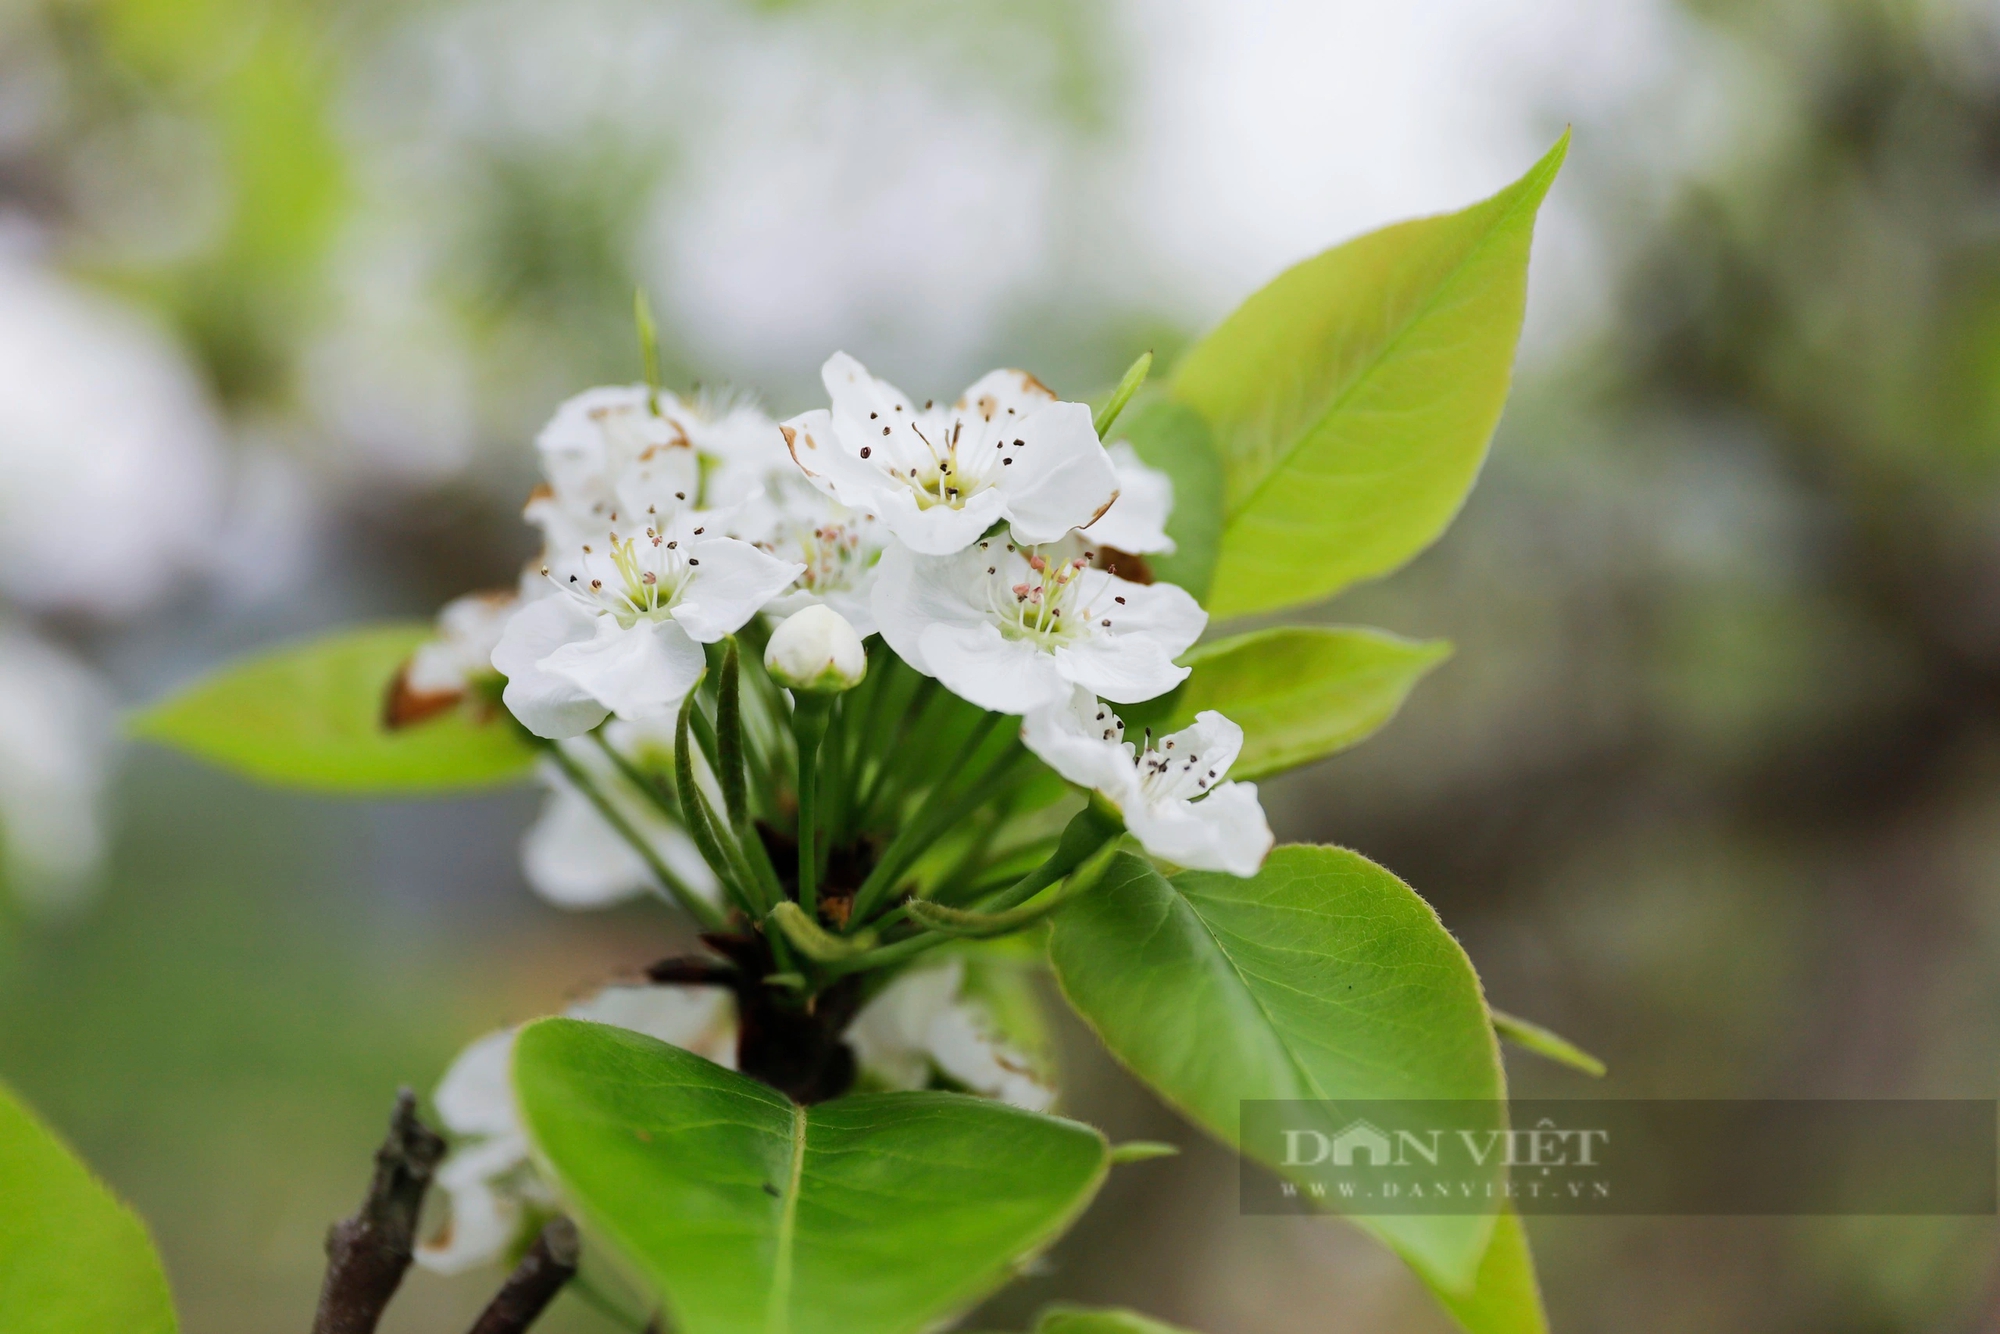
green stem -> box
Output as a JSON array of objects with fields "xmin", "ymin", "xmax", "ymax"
[
  {"xmin": 791, "ymin": 693, "xmax": 833, "ymax": 920},
  {"xmin": 846, "ymin": 720, "xmax": 1019, "ymax": 927},
  {"xmin": 549, "ymin": 744, "xmax": 723, "ymax": 930},
  {"xmin": 674, "ymin": 695, "xmax": 756, "ymax": 916},
  {"xmin": 716, "ymin": 639, "xmax": 748, "ymax": 827},
  {"xmin": 977, "ymin": 803, "xmax": 1125, "ymax": 914}
]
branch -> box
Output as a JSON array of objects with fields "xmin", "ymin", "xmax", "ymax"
[
  {"xmin": 465, "ymin": 1218, "xmax": 581, "ymax": 1334},
  {"xmin": 311, "ymin": 1088, "xmax": 447, "ymax": 1334}
]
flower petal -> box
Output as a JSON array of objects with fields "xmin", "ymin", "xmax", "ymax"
[
  {"xmin": 541, "ymin": 617, "xmax": 706, "ymax": 723},
  {"xmin": 1125, "ymin": 779, "xmax": 1273, "ymax": 877},
  {"xmin": 920, "ymin": 621, "xmax": 1070, "ymax": 714},
  {"xmin": 1053, "ymin": 634, "xmax": 1189, "ymax": 704},
  {"xmin": 492, "ymin": 595, "xmax": 610, "ymax": 739},
  {"xmin": 1086, "ymin": 441, "xmax": 1176, "ymax": 554},
  {"xmin": 992, "ymin": 399, "xmax": 1120, "ymax": 545},
  {"xmin": 1019, "ymin": 687, "xmax": 1142, "ymax": 799},
  {"xmin": 669, "ymin": 533, "xmax": 805, "ymax": 642},
  {"xmin": 433, "ymin": 1028, "xmax": 520, "ymax": 1139}
]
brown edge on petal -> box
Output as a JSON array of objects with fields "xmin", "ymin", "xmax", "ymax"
[
  {"xmin": 1078, "ymin": 488, "xmax": 1121, "ymax": 532},
  {"xmin": 1016, "ymin": 370, "xmax": 1057, "ymax": 400},
  {"xmin": 382, "ymin": 664, "xmax": 462, "ymax": 731},
  {"xmin": 1091, "ymin": 546, "xmax": 1154, "ymax": 585},
  {"xmin": 780, "ymin": 423, "xmax": 824, "ymax": 478}
]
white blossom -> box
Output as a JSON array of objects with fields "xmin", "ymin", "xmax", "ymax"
[
  {"xmin": 780, "ymin": 353, "xmax": 1120, "ymax": 557},
  {"xmin": 520, "ymin": 724, "xmax": 719, "ymax": 910},
  {"xmin": 844, "ymin": 958, "xmax": 1053, "ymax": 1111},
  {"xmin": 729, "ymin": 470, "xmax": 885, "ymax": 635},
  {"xmin": 0, "ymin": 626, "xmax": 115, "ymax": 911},
  {"xmin": 872, "ymin": 537, "xmax": 1205, "ymax": 715},
  {"xmin": 418, "ymin": 985, "xmax": 737, "ymax": 1275},
  {"xmin": 1021, "ymin": 687, "xmax": 1272, "ymax": 877},
  {"xmin": 1085, "ymin": 441, "xmax": 1176, "ymax": 556},
  {"xmin": 386, "ymin": 590, "xmax": 517, "ymax": 727},
  {"xmin": 493, "ymin": 507, "xmax": 801, "ymax": 739}
]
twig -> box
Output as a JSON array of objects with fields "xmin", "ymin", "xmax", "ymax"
[
  {"xmin": 311, "ymin": 1088, "xmax": 447, "ymax": 1334},
  {"xmin": 465, "ymin": 1217, "xmax": 581, "ymax": 1334}
]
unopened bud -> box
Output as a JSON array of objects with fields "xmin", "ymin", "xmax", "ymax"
[{"xmin": 764, "ymin": 605, "xmax": 867, "ymax": 693}]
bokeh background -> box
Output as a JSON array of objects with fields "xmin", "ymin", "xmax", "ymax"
[{"xmin": 4, "ymin": 0, "xmax": 2000, "ymax": 1329}]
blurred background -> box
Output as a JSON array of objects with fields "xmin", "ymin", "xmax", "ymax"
[{"xmin": 3, "ymin": 0, "xmax": 1999, "ymax": 1329}]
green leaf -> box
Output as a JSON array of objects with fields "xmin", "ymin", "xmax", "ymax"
[
  {"xmin": 131, "ymin": 624, "xmax": 538, "ymax": 793},
  {"xmin": 1047, "ymin": 847, "xmax": 1543, "ymax": 1333},
  {"xmin": 1492, "ymin": 1009, "xmax": 1607, "ymax": 1078},
  {"xmin": 1430, "ymin": 1209, "xmax": 1548, "ymax": 1334},
  {"xmin": 513, "ymin": 1018, "xmax": 1110, "ymax": 1334},
  {"xmin": 1113, "ymin": 399, "xmax": 1224, "ymax": 603},
  {"xmin": 1158, "ymin": 626, "xmax": 1450, "ymax": 780},
  {"xmin": 0, "ymin": 1081, "xmax": 177, "ymax": 1334},
  {"xmin": 1175, "ymin": 133, "xmax": 1569, "ymax": 619},
  {"xmin": 1036, "ymin": 1306, "xmax": 1200, "ymax": 1334}
]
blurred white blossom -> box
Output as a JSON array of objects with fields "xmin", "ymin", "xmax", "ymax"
[
  {"xmin": 0, "ymin": 625, "xmax": 116, "ymax": 911},
  {"xmin": 0, "ymin": 255, "xmax": 225, "ymax": 617}
]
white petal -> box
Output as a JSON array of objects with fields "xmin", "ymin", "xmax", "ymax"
[
  {"xmin": 541, "ymin": 617, "xmax": 705, "ymax": 723},
  {"xmin": 1054, "ymin": 634, "xmax": 1189, "ymax": 705},
  {"xmin": 883, "ymin": 490, "xmax": 1008, "ymax": 557},
  {"xmin": 1019, "ymin": 688, "xmax": 1142, "ymax": 799},
  {"xmin": 924, "ymin": 1004, "xmax": 1054, "ymax": 1113},
  {"xmin": 416, "ymin": 1134, "xmax": 533, "ymax": 1275},
  {"xmin": 848, "ymin": 961, "xmax": 964, "ymax": 1090},
  {"xmin": 492, "ymin": 596, "xmax": 609, "ymax": 739},
  {"xmin": 1126, "ymin": 780, "xmax": 1273, "ymax": 877},
  {"xmin": 433, "ymin": 1028, "xmax": 521, "ymax": 1139},
  {"xmin": 1152, "ymin": 710, "xmax": 1246, "ymax": 801},
  {"xmin": 920, "ymin": 622, "xmax": 1071, "ymax": 714},
  {"xmin": 1086, "ymin": 441, "xmax": 1176, "ymax": 554},
  {"xmin": 992, "ymin": 400, "xmax": 1120, "ymax": 545},
  {"xmin": 951, "ymin": 367, "xmax": 1057, "ymax": 423},
  {"xmin": 871, "ymin": 542, "xmax": 984, "ymax": 676},
  {"xmin": 670, "ymin": 535, "xmax": 804, "ymax": 642}
]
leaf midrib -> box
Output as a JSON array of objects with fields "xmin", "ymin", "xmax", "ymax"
[
  {"xmin": 1214, "ymin": 157, "xmax": 1554, "ymax": 533},
  {"xmin": 767, "ymin": 1102, "xmax": 809, "ymax": 1334}
]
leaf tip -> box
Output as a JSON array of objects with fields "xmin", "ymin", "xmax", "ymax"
[{"xmin": 1109, "ymin": 1140, "xmax": 1180, "ymax": 1164}]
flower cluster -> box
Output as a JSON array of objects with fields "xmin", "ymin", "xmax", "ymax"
[{"xmin": 405, "ymin": 351, "xmax": 1273, "ymax": 1270}]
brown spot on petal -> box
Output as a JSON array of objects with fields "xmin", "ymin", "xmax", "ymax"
[
  {"xmin": 782, "ymin": 424, "xmax": 823, "ymax": 478},
  {"xmin": 1091, "ymin": 546, "xmax": 1154, "ymax": 585},
  {"xmin": 382, "ymin": 663, "xmax": 462, "ymax": 730},
  {"xmin": 976, "ymin": 394, "xmax": 998, "ymax": 421},
  {"xmin": 1016, "ymin": 370, "xmax": 1056, "ymax": 400}
]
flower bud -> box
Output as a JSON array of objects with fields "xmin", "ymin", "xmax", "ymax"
[{"xmin": 764, "ymin": 605, "xmax": 867, "ymax": 693}]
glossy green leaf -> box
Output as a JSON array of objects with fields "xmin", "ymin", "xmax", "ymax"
[
  {"xmin": 0, "ymin": 1081, "xmax": 177, "ymax": 1334},
  {"xmin": 1048, "ymin": 847, "xmax": 1542, "ymax": 1333},
  {"xmin": 1113, "ymin": 399, "xmax": 1224, "ymax": 603},
  {"xmin": 1176, "ymin": 134, "xmax": 1569, "ymax": 619},
  {"xmin": 1161, "ymin": 626, "xmax": 1450, "ymax": 780},
  {"xmin": 131, "ymin": 624, "xmax": 537, "ymax": 793},
  {"xmin": 1036, "ymin": 1306, "xmax": 1200, "ymax": 1334},
  {"xmin": 514, "ymin": 1018, "xmax": 1109, "ymax": 1334}
]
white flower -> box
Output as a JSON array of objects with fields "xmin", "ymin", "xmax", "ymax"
[
  {"xmin": 524, "ymin": 385, "xmax": 701, "ymax": 552},
  {"xmin": 764, "ymin": 605, "xmax": 867, "ymax": 694},
  {"xmin": 418, "ymin": 984, "xmax": 737, "ymax": 1275},
  {"xmin": 1085, "ymin": 441, "xmax": 1176, "ymax": 556},
  {"xmin": 0, "ymin": 625, "xmax": 115, "ymax": 912},
  {"xmin": 493, "ymin": 508, "xmax": 803, "ymax": 739},
  {"xmin": 844, "ymin": 959, "xmax": 1053, "ymax": 1112},
  {"xmin": 729, "ymin": 470, "xmax": 885, "ymax": 636},
  {"xmin": 873, "ymin": 537, "xmax": 1205, "ymax": 714},
  {"xmin": 386, "ymin": 590, "xmax": 517, "ymax": 728},
  {"xmin": 520, "ymin": 728, "xmax": 719, "ymax": 910},
  {"xmin": 0, "ymin": 257, "xmax": 225, "ymax": 617},
  {"xmin": 1021, "ymin": 688, "xmax": 1272, "ymax": 877},
  {"xmin": 780, "ymin": 353, "xmax": 1120, "ymax": 557}
]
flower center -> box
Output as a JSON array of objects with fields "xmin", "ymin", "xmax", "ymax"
[
  {"xmin": 548, "ymin": 512, "xmax": 697, "ymax": 628},
  {"xmin": 762, "ymin": 517, "xmax": 874, "ymax": 595},
  {"xmin": 893, "ymin": 418, "xmax": 1003, "ymax": 512},
  {"xmin": 979, "ymin": 544, "xmax": 1095, "ymax": 649}
]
